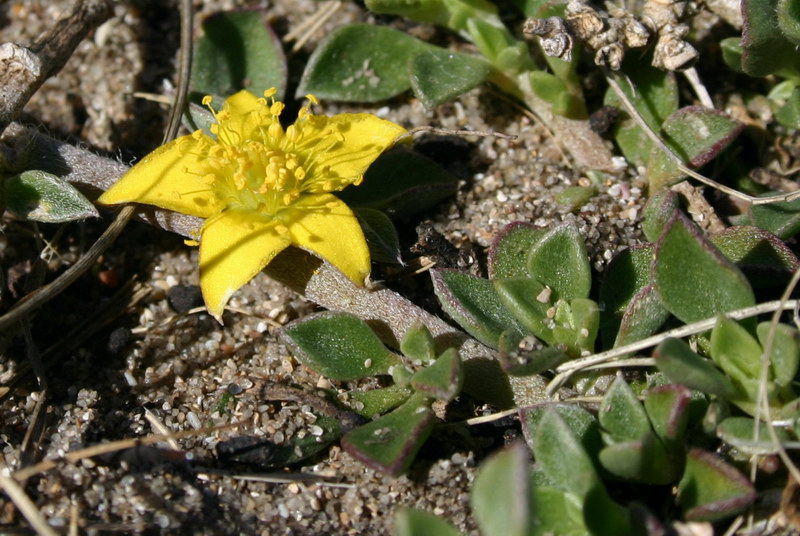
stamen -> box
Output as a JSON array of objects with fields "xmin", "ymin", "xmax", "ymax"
[
  {"xmin": 263, "ymin": 88, "xmax": 278, "ymax": 98},
  {"xmin": 270, "ymin": 101, "xmax": 285, "ymax": 116}
]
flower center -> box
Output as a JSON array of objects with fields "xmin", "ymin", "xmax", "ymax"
[{"xmin": 185, "ymin": 91, "xmax": 353, "ymax": 222}]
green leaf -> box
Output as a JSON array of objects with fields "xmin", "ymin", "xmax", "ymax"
[
  {"xmin": 527, "ymin": 224, "xmax": 591, "ymax": 302},
  {"xmin": 678, "ymin": 448, "xmax": 756, "ymax": 521},
  {"xmin": 582, "ymin": 486, "xmax": 632, "ymax": 536},
  {"xmin": 642, "ymin": 189, "xmax": 679, "ymax": 242},
  {"xmin": 364, "ymin": 0, "xmax": 453, "ymax": 26},
  {"xmin": 348, "ymin": 384, "xmax": 413, "ymax": 418},
  {"xmin": 396, "ymin": 508, "xmax": 463, "ymax": 536},
  {"xmin": 4, "ymin": 170, "xmax": 98, "ymax": 222},
  {"xmin": 280, "ymin": 312, "xmax": 401, "ymax": 381},
  {"xmin": 598, "ymin": 432, "xmax": 677, "ymax": 485},
  {"xmin": 604, "ymin": 59, "xmax": 678, "ymax": 167},
  {"xmin": 710, "ymin": 315, "xmax": 762, "ymax": 381},
  {"xmin": 499, "ymin": 339, "xmax": 570, "ymax": 376},
  {"xmin": 775, "ymin": 87, "xmax": 800, "ymax": 129},
  {"xmin": 717, "ymin": 416, "xmax": 792, "ymax": 454},
  {"xmin": 471, "ymin": 443, "xmax": 533, "ymax": 536},
  {"xmin": 741, "ymin": 0, "xmax": 799, "ymax": 76},
  {"xmin": 521, "ymin": 404, "xmax": 602, "ymax": 461},
  {"xmin": 654, "ymin": 338, "xmax": 738, "ymax": 399},
  {"xmin": 720, "ymin": 37, "xmax": 744, "ymax": 73},
  {"xmin": 530, "ymin": 486, "xmax": 587, "ymax": 536},
  {"xmin": 530, "ymin": 71, "xmax": 584, "ymax": 118},
  {"xmin": 488, "ymin": 223, "xmax": 546, "ymax": 280},
  {"xmin": 532, "ymin": 409, "xmax": 601, "ymax": 499},
  {"xmin": 647, "ymin": 107, "xmax": 744, "ymax": 191},
  {"xmin": 644, "ymin": 384, "xmax": 691, "ymax": 449},
  {"xmin": 748, "ymin": 194, "xmax": 800, "ymax": 239},
  {"xmin": 710, "ymin": 225, "xmax": 800, "ymax": 288},
  {"xmin": 654, "ymin": 212, "xmax": 755, "ymax": 325},
  {"xmin": 338, "ymin": 147, "xmax": 458, "ymax": 220},
  {"xmin": 432, "ymin": 269, "xmax": 527, "ymax": 348},
  {"xmin": 615, "ymin": 285, "xmax": 669, "ymax": 350},
  {"xmin": 599, "ymin": 377, "xmax": 652, "ymax": 442},
  {"xmin": 410, "ymin": 348, "xmax": 463, "ymax": 401},
  {"xmin": 778, "ymin": 0, "xmax": 800, "ymax": 45},
  {"xmin": 400, "ymin": 321, "xmax": 437, "ymax": 363},
  {"xmin": 354, "ymin": 207, "xmax": 402, "ymax": 265},
  {"xmin": 297, "ymin": 24, "xmax": 426, "ymax": 102},
  {"xmin": 569, "ymin": 298, "xmax": 600, "ymax": 354},
  {"xmin": 182, "ymin": 101, "xmax": 215, "ymax": 136},
  {"xmin": 190, "ymin": 11, "xmax": 287, "ymax": 100},
  {"xmin": 493, "ymin": 277, "xmax": 554, "ymax": 345},
  {"xmin": 599, "ymin": 245, "xmax": 663, "ymax": 348},
  {"xmin": 408, "ymin": 48, "xmax": 491, "ymax": 108},
  {"xmin": 757, "ymin": 321, "xmax": 800, "ymax": 388},
  {"xmin": 341, "ymin": 394, "xmax": 434, "ymax": 476}
]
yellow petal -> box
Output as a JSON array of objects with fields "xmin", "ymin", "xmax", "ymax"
[
  {"xmin": 286, "ymin": 194, "xmax": 370, "ymax": 286},
  {"xmin": 98, "ymin": 134, "xmax": 222, "ymax": 218},
  {"xmin": 300, "ymin": 113, "xmax": 406, "ymax": 184},
  {"xmin": 199, "ymin": 209, "xmax": 291, "ymax": 321},
  {"xmin": 222, "ymin": 90, "xmax": 271, "ymax": 141}
]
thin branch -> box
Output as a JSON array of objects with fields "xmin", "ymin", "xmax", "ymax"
[
  {"xmin": 0, "ymin": 462, "xmax": 58, "ymax": 536},
  {"xmin": 162, "ymin": 0, "xmax": 193, "ymax": 144},
  {"xmin": 605, "ymin": 70, "xmax": 800, "ymax": 206},
  {"xmin": 0, "ymin": 0, "xmax": 113, "ymax": 134},
  {"xmin": 683, "ymin": 67, "xmax": 714, "ymax": 109},
  {"xmin": 547, "ymin": 299, "xmax": 800, "ymax": 396},
  {"xmin": 0, "ymin": 206, "xmax": 135, "ymax": 332},
  {"xmin": 751, "ymin": 269, "xmax": 800, "ymax": 485},
  {"xmin": 13, "ymin": 422, "xmax": 241, "ymax": 482},
  {"xmin": 404, "ymin": 125, "xmax": 518, "ymax": 141}
]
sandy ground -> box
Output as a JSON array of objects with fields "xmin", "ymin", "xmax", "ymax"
[{"xmin": 0, "ymin": 0, "xmax": 648, "ymax": 533}]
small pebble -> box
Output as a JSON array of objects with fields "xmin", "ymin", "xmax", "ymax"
[
  {"xmin": 107, "ymin": 327, "xmax": 131, "ymax": 354},
  {"xmin": 167, "ymin": 284, "xmax": 203, "ymax": 313}
]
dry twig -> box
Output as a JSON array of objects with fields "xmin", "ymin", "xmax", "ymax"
[{"xmin": 0, "ymin": 0, "xmax": 113, "ymax": 134}]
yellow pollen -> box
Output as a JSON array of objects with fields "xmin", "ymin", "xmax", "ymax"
[
  {"xmin": 305, "ymin": 94, "xmax": 319, "ymax": 105},
  {"xmin": 270, "ymin": 101, "xmax": 285, "ymax": 116},
  {"xmin": 294, "ymin": 168, "xmax": 306, "ymax": 181},
  {"xmin": 263, "ymin": 88, "xmax": 278, "ymax": 98},
  {"xmin": 275, "ymin": 224, "xmax": 289, "ymax": 234},
  {"xmin": 268, "ymin": 123, "xmax": 283, "ymax": 139},
  {"xmin": 326, "ymin": 201, "xmax": 339, "ymax": 209},
  {"xmin": 202, "ymin": 95, "xmax": 213, "ymax": 106},
  {"xmin": 234, "ymin": 172, "xmax": 247, "ymax": 189},
  {"xmin": 210, "ymin": 124, "xmax": 220, "ymax": 135}
]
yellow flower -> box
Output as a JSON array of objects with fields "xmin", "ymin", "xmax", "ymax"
[{"xmin": 99, "ymin": 89, "xmax": 407, "ymax": 321}]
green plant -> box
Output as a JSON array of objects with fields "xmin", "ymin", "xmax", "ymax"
[
  {"xmin": 280, "ymin": 313, "xmax": 463, "ymax": 475},
  {"xmin": 396, "ymin": 377, "xmax": 762, "ymax": 535}
]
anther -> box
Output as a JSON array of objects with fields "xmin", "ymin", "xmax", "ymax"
[{"xmin": 270, "ymin": 101, "xmax": 285, "ymax": 116}]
